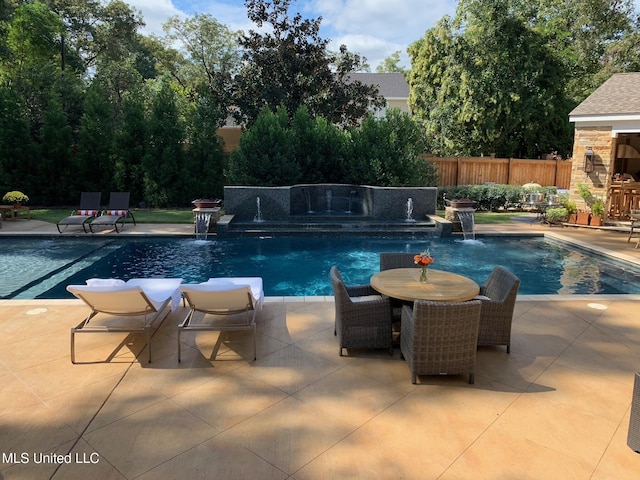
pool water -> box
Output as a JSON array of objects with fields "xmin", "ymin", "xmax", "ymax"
[{"xmin": 2, "ymin": 236, "xmax": 640, "ymax": 299}]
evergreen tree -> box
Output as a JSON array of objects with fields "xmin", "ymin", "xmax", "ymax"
[{"xmin": 142, "ymin": 80, "xmax": 185, "ymax": 206}]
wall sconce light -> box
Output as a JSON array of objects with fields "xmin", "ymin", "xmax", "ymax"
[{"xmin": 584, "ymin": 147, "xmax": 594, "ymax": 173}]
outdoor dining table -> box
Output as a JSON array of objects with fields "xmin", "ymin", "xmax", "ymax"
[{"xmin": 370, "ymin": 268, "xmax": 480, "ymax": 303}]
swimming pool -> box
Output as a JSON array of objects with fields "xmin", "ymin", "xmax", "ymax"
[{"xmin": 2, "ymin": 236, "xmax": 640, "ymax": 299}]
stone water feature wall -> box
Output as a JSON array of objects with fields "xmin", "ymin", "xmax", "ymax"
[{"xmin": 222, "ymin": 184, "xmax": 438, "ymax": 222}]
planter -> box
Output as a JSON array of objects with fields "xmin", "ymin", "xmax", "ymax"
[
  {"xmin": 192, "ymin": 199, "xmax": 222, "ymax": 209},
  {"xmin": 445, "ymin": 198, "xmax": 476, "ymax": 208},
  {"xmin": 567, "ymin": 213, "xmax": 577, "ymax": 224},
  {"xmin": 576, "ymin": 212, "xmax": 591, "ymax": 225},
  {"xmin": 590, "ymin": 216, "xmax": 603, "ymax": 226}
]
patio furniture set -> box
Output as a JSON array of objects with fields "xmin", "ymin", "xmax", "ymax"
[{"xmin": 332, "ymin": 253, "xmax": 521, "ymax": 384}]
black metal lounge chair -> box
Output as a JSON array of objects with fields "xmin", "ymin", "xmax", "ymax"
[
  {"xmin": 56, "ymin": 192, "xmax": 102, "ymax": 233},
  {"xmin": 89, "ymin": 192, "xmax": 136, "ymax": 233}
]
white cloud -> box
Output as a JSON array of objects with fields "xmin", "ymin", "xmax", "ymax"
[
  {"xmin": 126, "ymin": 0, "xmax": 182, "ymax": 35},
  {"xmin": 310, "ymin": 0, "xmax": 456, "ymax": 67},
  {"xmin": 125, "ymin": 0, "xmax": 457, "ymax": 68}
]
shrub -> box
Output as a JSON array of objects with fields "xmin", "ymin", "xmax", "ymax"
[{"xmin": 546, "ymin": 207, "xmax": 568, "ymax": 223}]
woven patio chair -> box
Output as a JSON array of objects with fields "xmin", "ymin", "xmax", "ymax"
[
  {"xmin": 379, "ymin": 252, "xmax": 417, "ymax": 271},
  {"xmin": 330, "ymin": 266, "xmax": 393, "ymax": 356},
  {"xmin": 475, "ymin": 266, "xmax": 520, "ymax": 353},
  {"xmin": 400, "ymin": 300, "xmax": 482, "ymax": 384}
]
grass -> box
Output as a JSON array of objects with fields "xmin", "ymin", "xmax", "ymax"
[
  {"xmin": 29, "ymin": 208, "xmax": 195, "ymax": 224},
  {"xmin": 26, "ymin": 208, "xmax": 530, "ymax": 225}
]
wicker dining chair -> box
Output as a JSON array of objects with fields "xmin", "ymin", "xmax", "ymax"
[
  {"xmin": 330, "ymin": 266, "xmax": 393, "ymax": 356},
  {"xmin": 379, "ymin": 252, "xmax": 417, "ymax": 271},
  {"xmin": 476, "ymin": 266, "xmax": 520, "ymax": 353},
  {"xmin": 400, "ymin": 300, "xmax": 482, "ymax": 384}
]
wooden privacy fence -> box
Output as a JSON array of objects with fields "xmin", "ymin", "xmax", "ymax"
[{"xmin": 428, "ymin": 157, "xmax": 573, "ymax": 189}]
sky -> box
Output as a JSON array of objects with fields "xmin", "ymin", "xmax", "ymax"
[{"xmin": 123, "ymin": 0, "xmax": 459, "ymax": 69}]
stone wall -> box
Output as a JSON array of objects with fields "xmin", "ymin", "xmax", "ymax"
[
  {"xmin": 569, "ymin": 126, "xmax": 615, "ymax": 212},
  {"xmin": 223, "ymin": 184, "xmax": 437, "ymax": 222}
]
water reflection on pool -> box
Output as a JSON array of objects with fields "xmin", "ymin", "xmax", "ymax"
[{"xmin": 2, "ymin": 236, "xmax": 640, "ymax": 299}]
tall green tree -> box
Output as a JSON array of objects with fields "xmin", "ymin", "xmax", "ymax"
[
  {"xmin": 506, "ymin": 0, "xmax": 640, "ymax": 103},
  {"xmin": 227, "ymin": 105, "xmax": 299, "ymax": 186},
  {"xmin": 160, "ymin": 13, "xmax": 240, "ymax": 125},
  {"xmin": 376, "ymin": 51, "xmax": 408, "ymax": 75},
  {"xmin": 409, "ymin": 1, "xmax": 573, "ymax": 158},
  {"xmin": 76, "ymin": 81, "xmax": 116, "ymax": 193},
  {"xmin": 184, "ymin": 88, "xmax": 227, "ymax": 199},
  {"xmin": 142, "ymin": 80, "xmax": 185, "ymax": 207},
  {"xmin": 346, "ymin": 109, "xmax": 436, "ymax": 186},
  {"xmin": 112, "ymin": 89, "xmax": 147, "ymax": 202},
  {"xmin": 37, "ymin": 95, "xmax": 73, "ymax": 204},
  {"xmin": 233, "ymin": 0, "xmax": 384, "ymax": 127},
  {"xmin": 0, "ymin": 85, "xmax": 35, "ymax": 194}
]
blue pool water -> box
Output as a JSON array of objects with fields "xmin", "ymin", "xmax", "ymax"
[{"xmin": 2, "ymin": 236, "xmax": 640, "ymax": 299}]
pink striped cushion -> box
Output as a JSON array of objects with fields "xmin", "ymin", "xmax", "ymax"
[
  {"xmin": 76, "ymin": 210, "xmax": 97, "ymax": 216},
  {"xmin": 108, "ymin": 210, "xmax": 127, "ymax": 216}
]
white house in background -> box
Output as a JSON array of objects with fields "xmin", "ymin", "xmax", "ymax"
[{"xmin": 349, "ymin": 72, "xmax": 411, "ymax": 117}]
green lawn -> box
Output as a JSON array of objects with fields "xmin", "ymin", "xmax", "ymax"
[
  {"xmin": 27, "ymin": 208, "xmax": 528, "ymax": 225},
  {"xmin": 29, "ymin": 208, "xmax": 195, "ymax": 224}
]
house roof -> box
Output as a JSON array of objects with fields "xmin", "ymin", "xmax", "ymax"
[
  {"xmin": 349, "ymin": 72, "xmax": 409, "ymax": 99},
  {"xmin": 570, "ymin": 72, "xmax": 640, "ymax": 117}
]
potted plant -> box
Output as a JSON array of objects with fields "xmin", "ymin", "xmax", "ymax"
[
  {"xmin": 558, "ymin": 194, "xmax": 577, "ymax": 224},
  {"xmin": 2, "ymin": 191, "xmax": 29, "ymax": 207},
  {"xmin": 590, "ymin": 197, "xmax": 605, "ymax": 226},
  {"xmin": 576, "ymin": 183, "xmax": 592, "ymax": 225}
]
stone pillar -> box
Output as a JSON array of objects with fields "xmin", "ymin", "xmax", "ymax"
[{"xmin": 569, "ymin": 126, "xmax": 615, "ymax": 216}]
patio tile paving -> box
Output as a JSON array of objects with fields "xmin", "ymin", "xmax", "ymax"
[{"xmin": 1, "ymin": 222, "xmax": 640, "ymax": 478}]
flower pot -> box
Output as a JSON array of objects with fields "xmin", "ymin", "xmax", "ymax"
[
  {"xmin": 590, "ymin": 216, "xmax": 603, "ymax": 226},
  {"xmin": 576, "ymin": 212, "xmax": 591, "ymax": 225},
  {"xmin": 567, "ymin": 213, "xmax": 577, "ymax": 224},
  {"xmin": 192, "ymin": 199, "xmax": 222, "ymax": 209},
  {"xmin": 13, "ymin": 203, "xmax": 21, "ymax": 209}
]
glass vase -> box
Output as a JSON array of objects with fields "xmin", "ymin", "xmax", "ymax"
[{"xmin": 419, "ymin": 266, "xmax": 429, "ymax": 283}]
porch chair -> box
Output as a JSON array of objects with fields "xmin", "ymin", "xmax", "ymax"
[
  {"xmin": 475, "ymin": 266, "xmax": 520, "ymax": 353},
  {"xmin": 400, "ymin": 300, "xmax": 482, "ymax": 384},
  {"xmin": 330, "ymin": 266, "xmax": 393, "ymax": 356}
]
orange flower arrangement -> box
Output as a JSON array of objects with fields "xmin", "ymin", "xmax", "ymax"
[
  {"xmin": 414, "ymin": 250, "xmax": 434, "ymax": 283},
  {"xmin": 414, "ymin": 250, "xmax": 434, "ymax": 267}
]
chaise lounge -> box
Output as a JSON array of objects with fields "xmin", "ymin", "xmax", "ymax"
[
  {"xmin": 56, "ymin": 192, "xmax": 101, "ymax": 233},
  {"xmin": 89, "ymin": 192, "xmax": 136, "ymax": 233}
]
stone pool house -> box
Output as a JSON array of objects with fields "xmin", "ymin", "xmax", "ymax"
[{"xmin": 569, "ymin": 72, "xmax": 640, "ymax": 219}]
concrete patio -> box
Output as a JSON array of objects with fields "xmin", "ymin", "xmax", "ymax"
[{"xmin": 1, "ymin": 217, "xmax": 640, "ymax": 478}]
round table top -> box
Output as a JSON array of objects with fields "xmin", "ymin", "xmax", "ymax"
[{"xmin": 370, "ymin": 268, "xmax": 480, "ymax": 303}]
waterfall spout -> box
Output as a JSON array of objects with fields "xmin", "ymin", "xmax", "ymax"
[
  {"xmin": 405, "ymin": 197, "xmax": 416, "ymax": 222},
  {"xmin": 195, "ymin": 212, "xmax": 212, "ymax": 240},
  {"xmin": 457, "ymin": 211, "xmax": 475, "ymax": 240},
  {"xmin": 254, "ymin": 196, "xmax": 265, "ymax": 223}
]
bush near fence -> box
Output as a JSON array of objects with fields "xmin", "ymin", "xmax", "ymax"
[
  {"xmin": 427, "ymin": 156, "xmax": 572, "ymax": 189},
  {"xmin": 438, "ymin": 184, "xmax": 559, "ymax": 212}
]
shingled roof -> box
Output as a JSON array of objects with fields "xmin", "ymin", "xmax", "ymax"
[
  {"xmin": 349, "ymin": 72, "xmax": 409, "ymax": 99},
  {"xmin": 570, "ymin": 72, "xmax": 640, "ymax": 117}
]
